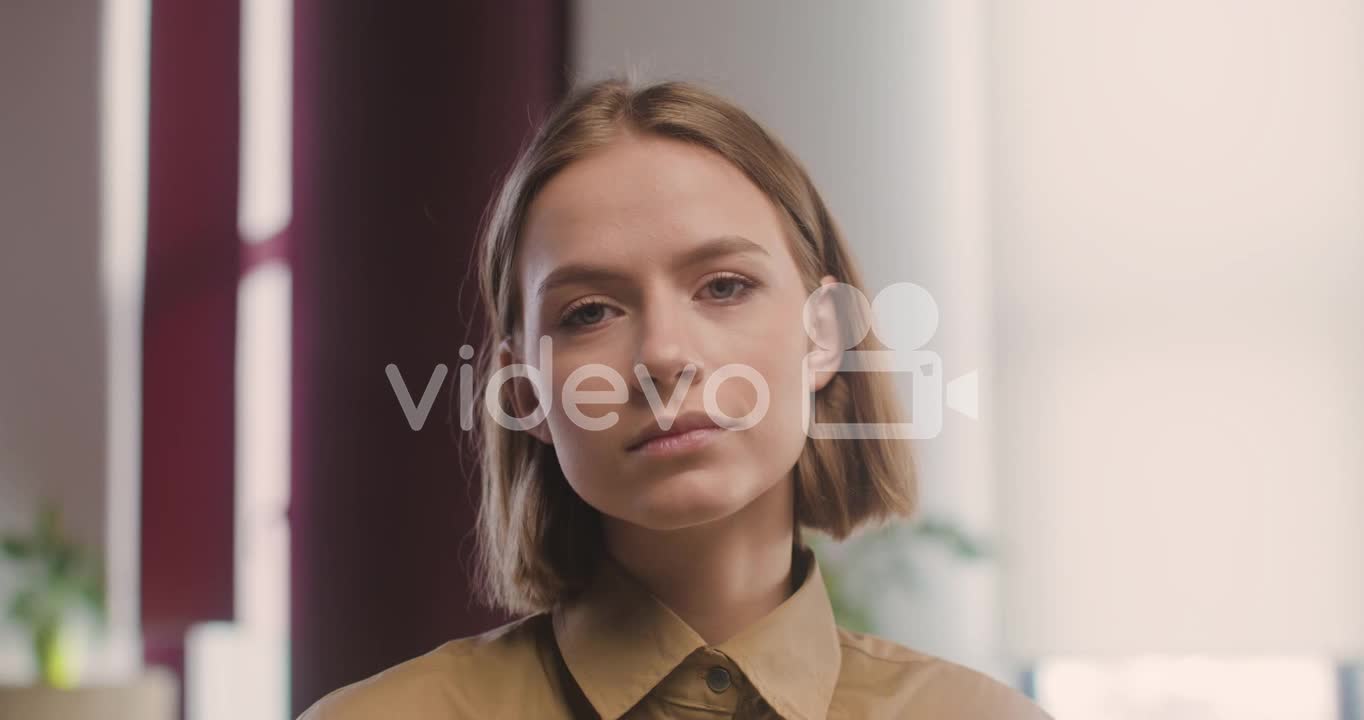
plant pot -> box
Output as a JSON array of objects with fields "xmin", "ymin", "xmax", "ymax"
[{"xmin": 0, "ymin": 669, "xmax": 176, "ymax": 720}]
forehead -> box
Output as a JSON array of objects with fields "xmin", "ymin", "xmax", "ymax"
[{"xmin": 518, "ymin": 134, "xmax": 792, "ymax": 288}]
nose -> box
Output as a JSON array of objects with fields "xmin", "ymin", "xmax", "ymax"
[{"xmin": 628, "ymin": 295, "xmax": 704, "ymax": 400}]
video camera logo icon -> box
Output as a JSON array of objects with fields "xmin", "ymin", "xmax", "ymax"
[{"xmin": 801, "ymin": 282, "xmax": 978, "ymax": 440}]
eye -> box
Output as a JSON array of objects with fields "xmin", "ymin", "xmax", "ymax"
[
  {"xmin": 559, "ymin": 299, "xmax": 618, "ymax": 329},
  {"xmin": 557, "ymin": 273, "xmax": 759, "ymax": 330},
  {"xmin": 700, "ymin": 272, "xmax": 759, "ymax": 302}
]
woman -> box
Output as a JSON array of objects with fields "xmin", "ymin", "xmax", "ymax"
[{"xmin": 301, "ymin": 79, "xmax": 1050, "ymax": 719}]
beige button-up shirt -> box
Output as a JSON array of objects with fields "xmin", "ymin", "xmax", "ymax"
[{"xmin": 300, "ymin": 543, "xmax": 1052, "ymax": 719}]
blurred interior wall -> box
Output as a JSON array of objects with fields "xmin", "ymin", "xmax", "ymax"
[
  {"xmin": 993, "ymin": 0, "xmax": 1364, "ymax": 658},
  {"xmin": 140, "ymin": 2, "xmax": 242, "ymax": 715},
  {"xmin": 287, "ymin": 1, "xmax": 566, "ymax": 713},
  {"xmin": 0, "ymin": 0, "xmax": 107, "ymax": 680}
]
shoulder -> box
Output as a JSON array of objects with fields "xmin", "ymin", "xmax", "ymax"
[
  {"xmin": 832, "ymin": 626, "xmax": 1053, "ymax": 720},
  {"xmin": 297, "ymin": 613, "xmax": 552, "ymax": 720}
]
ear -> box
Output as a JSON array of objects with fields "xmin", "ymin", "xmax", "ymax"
[
  {"xmin": 806, "ymin": 274, "xmax": 845, "ymax": 393},
  {"xmin": 498, "ymin": 336, "xmax": 553, "ymax": 446}
]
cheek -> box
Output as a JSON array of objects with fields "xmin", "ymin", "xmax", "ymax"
[
  {"xmin": 711, "ymin": 316, "xmax": 811, "ymax": 451},
  {"xmin": 716, "ymin": 305, "xmax": 809, "ymax": 412},
  {"xmin": 545, "ymin": 377, "xmax": 617, "ymax": 442},
  {"xmin": 541, "ymin": 351, "xmax": 633, "ymax": 462},
  {"xmin": 541, "ymin": 402, "xmax": 616, "ymax": 507}
]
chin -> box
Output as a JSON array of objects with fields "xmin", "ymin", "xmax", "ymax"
[{"xmin": 620, "ymin": 468, "xmax": 758, "ymax": 531}]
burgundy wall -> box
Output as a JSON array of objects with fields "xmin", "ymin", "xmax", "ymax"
[
  {"xmin": 141, "ymin": 1, "xmax": 240, "ymax": 716},
  {"xmin": 289, "ymin": 1, "xmax": 568, "ymax": 713}
]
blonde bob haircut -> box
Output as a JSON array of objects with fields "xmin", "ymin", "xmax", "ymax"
[{"xmin": 472, "ymin": 78, "xmax": 917, "ymax": 616}]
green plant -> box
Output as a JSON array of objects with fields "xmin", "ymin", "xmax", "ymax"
[
  {"xmin": 1, "ymin": 502, "xmax": 106, "ymax": 688},
  {"xmin": 810, "ymin": 515, "xmax": 988, "ymax": 634}
]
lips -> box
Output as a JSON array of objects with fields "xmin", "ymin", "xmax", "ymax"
[{"xmin": 626, "ymin": 411, "xmax": 723, "ymax": 451}]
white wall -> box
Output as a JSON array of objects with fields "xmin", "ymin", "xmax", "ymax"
[
  {"xmin": 992, "ymin": 0, "xmax": 1364, "ymax": 657},
  {"xmin": 574, "ymin": 0, "xmax": 1008, "ymax": 678}
]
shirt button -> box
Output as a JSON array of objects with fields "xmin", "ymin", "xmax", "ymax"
[{"xmin": 704, "ymin": 666, "xmax": 732, "ymax": 693}]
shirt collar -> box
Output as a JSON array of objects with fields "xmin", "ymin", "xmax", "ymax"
[{"xmin": 550, "ymin": 541, "xmax": 843, "ymax": 720}]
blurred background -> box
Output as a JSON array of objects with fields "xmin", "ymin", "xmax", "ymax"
[{"xmin": 1, "ymin": 1, "xmax": 1360, "ymax": 718}]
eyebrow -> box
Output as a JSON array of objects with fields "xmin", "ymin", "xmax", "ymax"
[{"xmin": 533, "ymin": 235, "xmax": 770, "ymax": 300}]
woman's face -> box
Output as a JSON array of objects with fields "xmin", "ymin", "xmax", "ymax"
[{"xmin": 507, "ymin": 133, "xmax": 835, "ymax": 531}]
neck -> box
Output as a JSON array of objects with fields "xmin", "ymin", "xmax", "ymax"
[{"xmin": 602, "ymin": 476, "xmax": 799, "ymax": 645}]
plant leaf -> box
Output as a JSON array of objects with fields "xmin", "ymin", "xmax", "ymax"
[
  {"xmin": 8, "ymin": 588, "xmax": 40, "ymax": 624},
  {"xmin": 913, "ymin": 516, "xmax": 989, "ymax": 560},
  {"xmin": 1, "ymin": 537, "xmax": 32, "ymax": 559},
  {"xmin": 80, "ymin": 575, "xmax": 108, "ymax": 621}
]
